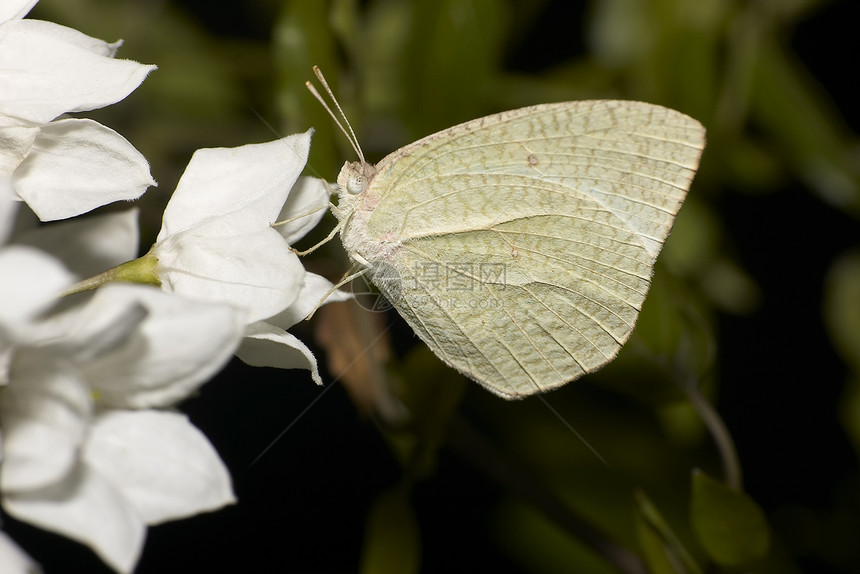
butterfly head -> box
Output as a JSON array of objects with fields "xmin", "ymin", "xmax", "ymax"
[{"xmin": 336, "ymin": 161, "xmax": 377, "ymax": 198}]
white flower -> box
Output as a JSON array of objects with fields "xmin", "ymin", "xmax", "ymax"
[
  {"xmin": 238, "ymin": 269, "xmax": 351, "ymax": 385},
  {"xmin": 0, "ymin": 149, "xmax": 242, "ymax": 573},
  {"xmin": 13, "ymin": 208, "xmax": 140, "ymax": 282},
  {"xmin": 152, "ymin": 132, "xmax": 312, "ymax": 321},
  {"xmin": 0, "ymin": 284, "xmax": 245, "ymax": 573},
  {"xmin": 0, "ymin": 196, "xmax": 77, "ymax": 574},
  {"xmin": 0, "ymin": 1, "xmax": 37, "ymax": 23},
  {"xmin": 0, "ymin": 152, "xmax": 17, "ymax": 243},
  {"xmin": 0, "ymin": 187, "xmax": 63, "ymax": 574},
  {"xmin": 0, "ymin": 531, "xmax": 39, "ymax": 574},
  {"xmin": 0, "ymin": 245, "xmax": 74, "ymax": 336},
  {"xmin": 151, "ymin": 129, "xmax": 347, "ymax": 383},
  {"xmin": 236, "ymin": 173, "xmax": 351, "ymax": 384},
  {"xmin": 0, "ymin": 0, "xmax": 156, "ymax": 221}
]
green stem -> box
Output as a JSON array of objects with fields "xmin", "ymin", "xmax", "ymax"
[
  {"xmin": 446, "ymin": 415, "xmax": 648, "ymax": 574},
  {"xmin": 63, "ymin": 250, "xmax": 161, "ymax": 296},
  {"xmin": 682, "ymin": 380, "xmax": 743, "ymax": 491}
]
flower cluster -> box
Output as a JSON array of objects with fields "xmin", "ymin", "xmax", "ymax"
[{"xmin": 0, "ymin": 2, "xmax": 340, "ymax": 571}]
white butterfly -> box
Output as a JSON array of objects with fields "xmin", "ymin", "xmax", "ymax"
[{"xmin": 308, "ymin": 68, "xmax": 705, "ymax": 398}]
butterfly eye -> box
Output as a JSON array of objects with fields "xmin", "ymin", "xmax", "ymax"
[{"xmin": 347, "ymin": 173, "xmax": 367, "ymax": 195}]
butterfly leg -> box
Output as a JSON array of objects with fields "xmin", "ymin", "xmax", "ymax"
[
  {"xmin": 304, "ymin": 265, "xmax": 369, "ymax": 320},
  {"xmin": 292, "ymin": 208, "xmax": 345, "ymax": 256}
]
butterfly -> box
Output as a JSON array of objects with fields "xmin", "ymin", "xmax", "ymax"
[{"xmin": 308, "ymin": 67, "xmax": 705, "ymax": 398}]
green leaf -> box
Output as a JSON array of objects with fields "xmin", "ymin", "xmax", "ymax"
[
  {"xmin": 824, "ymin": 249, "xmax": 860, "ymax": 372},
  {"xmin": 690, "ymin": 469, "xmax": 771, "ymax": 565},
  {"xmin": 359, "ymin": 487, "xmax": 421, "ymax": 574},
  {"xmin": 273, "ymin": 0, "xmax": 342, "ymax": 176},
  {"xmin": 383, "ymin": 345, "xmax": 466, "ymax": 477},
  {"xmin": 395, "ymin": 0, "xmax": 510, "ymax": 136},
  {"xmin": 493, "ymin": 498, "xmax": 617, "ymax": 574},
  {"xmin": 635, "ymin": 490, "xmax": 703, "ymax": 574},
  {"xmin": 823, "ymin": 250, "xmax": 860, "ymax": 457},
  {"xmin": 751, "ymin": 33, "xmax": 860, "ymax": 214}
]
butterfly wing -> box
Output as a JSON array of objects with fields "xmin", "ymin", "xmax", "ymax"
[{"xmin": 361, "ymin": 101, "xmax": 705, "ymax": 397}]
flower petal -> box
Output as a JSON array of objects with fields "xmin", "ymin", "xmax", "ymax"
[
  {"xmin": 275, "ymin": 176, "xmax": 331, "ymax": 245},
  {"xmin": 0, "ymin": 530, "xmax": 40, "ymax": 574},
  {"xmin": 14, "ymin": 208, "xmax": 139, "ymax": 279},
  {"xmin": 36, "ymin": 284, "xmax": 148, "ymax": 364},
  {"xmin": 0, "ymin": 19, "xmax": 155, "ymax": 124},
  {"xmin": 267, "ymin": 272, "xmax": 352, "ymax": 330},
  {"xmin": 14, "ymin": 118, "xmax": 155, "ymax": 221},
  {"xmin": 0, "ymin": 120, "xmax": 39, "ymax": 176},
  {"xmin": 0, "ymin": 351, "xmax": 91, "ymax": 493},
  {"xmin": 2, "ymin": 464, "xmax": 145, "ymax": 574},
  {"xmin": 83, "ymin": 410, "xmax": 235, "ymax": 525},
  {"xmin": 80, "ymin": 286, "xmax": 245, "ymax": 409},
  {"xmin": 17, "ymin": 19, "xmax": 121, "ymax": 57},
  {"xmin": 157, "ymin": 131, "xmax": 312, "ymax": 238},
  {"xmin": 0, "ymin": 246, "xmax": 73, "ymax": 326},
  {"xmin": 0, "ymin": 175, "xmax": 17, "ymax": 243},
  {"xmin": 0, "ymin": 0, "xmax": 37, "ymax": 24},
  {"xmin": 237, "ymin": 321, "xmax": 323, "ymax": 384},
  {"xmin": 156, "ymin": 213, "xmax": 305, "ymax": 323}
]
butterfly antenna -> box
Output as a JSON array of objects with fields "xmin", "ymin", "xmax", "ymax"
[{"xmin": 306, "ymin": 66, "xmax": 366, "ymax": 164}]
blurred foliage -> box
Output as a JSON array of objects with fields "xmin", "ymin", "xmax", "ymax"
[
  {"xmin": 828, "ymin": 250, "xmax": 860, "ymax": 456},
  {"xmin": 20, "ymin": 0, "xmax": 860, "ymax": 573},
  {"xmin": 360, "ymin": 486, "xmax": 421, "ymax": 574},
  {"xmin": 635, "ymin": 489, "xmax": 702, "ymax": 574},
  {"xmin": 690, "ymin": 469, "xmax": 770, "ymax": 566}
]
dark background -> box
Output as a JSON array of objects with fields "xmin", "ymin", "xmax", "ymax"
[{"xmin": 11, "ymin": 0, "xmax": 860, "ymax": 572}]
